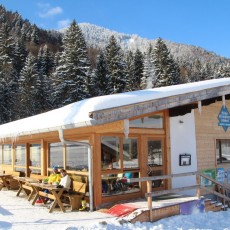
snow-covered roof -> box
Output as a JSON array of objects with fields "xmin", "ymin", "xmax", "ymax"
[{"xmin": 0, "ymin": 78, "xmax": 230, "ymax": 139}]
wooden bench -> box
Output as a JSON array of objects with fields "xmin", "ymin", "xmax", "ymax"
[
  {"xmin": 62, "ymin": 181, "xmax": 87, "ymax": 210},
  {"xmin": 4, "ymin": 171, "xmax": 20, "ymax": 190}
]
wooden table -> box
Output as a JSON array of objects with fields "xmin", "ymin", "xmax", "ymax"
[
  {"xmin": 14, "ymin": 177, "xmax": 39, "ymax": 201},
  {"xmin": 0, "ymin": 174, "xmax": 12, "ymax": 190},
  {"xmin": 30, "ymin": 183, "xmax": 66, "ymax": 213}
]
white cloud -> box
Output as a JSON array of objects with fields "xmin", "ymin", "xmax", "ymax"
[
  {"xmin": 37, "ymin": 3, "xmax": 63, "ymax": 18},
  {"xmin": 57, "ymin": 19, "xmax": 71, "ymax": 30}
]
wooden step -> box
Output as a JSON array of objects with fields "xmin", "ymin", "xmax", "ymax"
[
  {"xmin": 204, "ymin": 198, "xmax": 212, "ymax": 207},
  {"xmin": 205, "ymin": 202, "xmax": 222, "ymax": 212}
]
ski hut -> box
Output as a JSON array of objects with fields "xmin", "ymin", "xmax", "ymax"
[{"xmin": 0, "ymin": 78, "xmax": 230, "ymax": 210}]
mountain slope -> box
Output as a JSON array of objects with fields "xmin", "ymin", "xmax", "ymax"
[{"xmin": 79, "ymin": 23, "xmax": 229, "ymax": 65}]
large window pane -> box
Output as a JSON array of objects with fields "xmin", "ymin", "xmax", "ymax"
[
  {"xmin": 148, "ymin": 140, "xmax": 163, "ymax": 166},
  {"xmin": 216, "ymin": 140, "xmax": 230, "ymax": 164},
  {"xmin": 123, "ymin": 138, "xmax": 139, "ymax": 169},
  {"xmin": 15, "ymin": 145, "xmax": 26, "ymax": 166},
  {"xmin": 102, "ymin": 172, "xmax": 140, "ymax": 196},
  {"xmin": 101, "ymin": 137, "xmax": 120, "ymax": 170},
  {"xmin": 66, "ymin": 143, "xmax": 88, "ymax": 171},
  {"xmin": 30, "ymin": 144, "xmax": 41, "ymax": 167},
  {"xmin": 130, "ymin": 114, "xmax": 163, "ymax": 129},
  {"xmin": 0, "ymin": 145, "xmax": 2, "ymax": 164},
  {"xmin": 3, "ymin": 145, "xmax": 11, "ymax": 165},
  {"xmin": 48, "ymin": 143, "xmax": 63, "ymax": 168}
]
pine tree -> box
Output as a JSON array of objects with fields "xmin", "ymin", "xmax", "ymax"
[
  {"xmin": 124, "ymin": 50, "xmax": 135, "ymax": 91},
  {"xmin": 52, "ymin": 20, "xmax": 90, "ymax": 107},
  {"xmin": 141, "ymin": 44, "xmax": 155, "ymax": 89},
  {"xmin": 133, "ymin": 49, "xmax": 144, "ymax": 90},
  {"xmin": 153, "ymin": 38, "xmax": 180, "ymax": 87},
  {"xmin": 30, "ymin": 24, "xmax": 39, "ymax": 45},
  {"xmin": 13, "ymin": 38, "xmax": 27, "ymax": 78},
  {"xmin": 37, "ymin": 45, "xmax": 54, "ymax": 111},
  {"xmin": 105, "ymin": 35, "xmax": 126, "ymax": 94},
  {"xmin": 0, "ymin": 22, "xmax": 18, "ymax": 123},
  {"xmin": 92, "ymin": 51, "xmax": 109, "ymax": 96},
  {"xmin": 18, "ymin": 53, "xmax": 40, "ymax": 118}
]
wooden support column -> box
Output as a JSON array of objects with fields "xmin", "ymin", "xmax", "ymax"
[
  {"xmin": 196, "ymin": 173, "xmax": 200, "ymax": 198},
  {"xmin": 25, "ymin": 143, "xmax": 30, "ymax": 176},
  {"xmin": 11, "ymin": 143, "xmax": 15, "ymax": 172},
  {"xmin": 147, "ymin": 180, "xmax": 153, "ymax": 222},
  {"xmin": 41, "ymin": 139, "xmax": 47, "ymax": 176}
]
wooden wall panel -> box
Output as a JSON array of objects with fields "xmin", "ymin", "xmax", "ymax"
[{"xmin": 195, "ymin": 100, "xmax": 230, "ymax": 171}]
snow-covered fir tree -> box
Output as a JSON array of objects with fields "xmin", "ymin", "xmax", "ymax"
[
  {"xmin": 52, "ymin": 20, "xmax": 90, "ymax": 107},
  {"xmin": 133, "ymin": 48, "xmax": 144, "ymax": 90},
  {"xmin": 36, "ymin": 45, "xmax": 54, "ymax": 111},
  {"xmin": 153, "ymin": 38, "xmax": 180, "ymax": 87},
  {"xmin": 91, "ymin": 51, "xmax": 109, "ymax": 96},
  {"xmin": 124, "ymin": 50, "xmax": 135, "ymax": 91},
  {"xmin": 105, "ymin": 35, "xmax": 126, "ymax": 94},
  {"xmin": 0, "ymin": 22, "xmax": 18, "ymax": 123},
  {"xmin": 30, "ymin": 24, "xmax": 39, "ymax": 45},
  {"xmin": 141, "ymin": 44, "xmax": 155, "ymax": 89},
  {"xmin": 18, "ymin": 53, "xmax": 40, "ymax": 118}
]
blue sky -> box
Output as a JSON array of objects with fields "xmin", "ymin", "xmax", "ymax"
[{"xmin": 1, "ymin": 0, "xmax": 230, "ymax": 58}]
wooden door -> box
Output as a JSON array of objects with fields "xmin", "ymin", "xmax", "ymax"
[{"xmin": 147, "ymin": 138, "xmax": 166, "ymax": 190}]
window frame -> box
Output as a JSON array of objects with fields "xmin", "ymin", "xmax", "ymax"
[
  {"xmin": 216, "ymin": 139, "xmax": 230, "ymax": 164},
  {"xmin": 101, "ymin": 135, "xmax": 140, "ymax": 173}
]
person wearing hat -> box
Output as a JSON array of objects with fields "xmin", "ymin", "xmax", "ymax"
[
  {"xmin": 47, "ymin": 166, "xmax": 61, "ymax": 184},
  {"xmin": 36, "ymin": 166, "xmax": 61, "ymax": 204}
]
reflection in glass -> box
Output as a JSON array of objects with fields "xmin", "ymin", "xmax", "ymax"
[
  {"xmin": 30, "ymin": 144, "xmax": 41, "ymax": 167},
  {"xmin": 101, "ymin": 172, "xmax": 140, "ymax": 196},
  {"xmin": 148, "ymin": 140, "xmax": 162, "ymax": 166},
  {"xmin": 49, "ymin": 143, "xmax": 63, "ymax": 168},
  {"xmin": 147, "ymin": 140, "xmax": 164, "ymax": 189},
  {"xmin": 130, "ymin": 114, "xmax": 163, "ymax": 129},
  {"xmin": 66, "ymin": 143, "xmax": 88, "ymax": 171},
  {"xmin": 101, "ymin": 137, "xmax": 120, "ymax": 170},
  {"xmin": 216, "ymin": 140, "xmax": 230, "ymax": 164},
  {"xmin": 0, "ymin": 145, "xmax": 2, "ymax": 164},
  {"xmin": 3, "ymin": 145, "xmax": 11, "ymax": 165},
  {"xmin": 123, "ymin": 138, "xmax": 139, "ymax": 169},
  {"xmin": 15, "ymin": 145, "xmax": 26, "ymax": 166},
  {"xmin": 30, "ymin": 169, "xmax": 41, "ymax": 174}
]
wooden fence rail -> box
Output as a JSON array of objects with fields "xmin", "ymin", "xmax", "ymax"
[{"xmin": 127, "ymin": 171, "xmax": 230, "ymax": 221}]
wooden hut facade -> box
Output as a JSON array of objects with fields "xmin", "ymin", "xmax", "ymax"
[{"xmin": 0, "ymin": 78, "xmax": 230, "ymax": 209}]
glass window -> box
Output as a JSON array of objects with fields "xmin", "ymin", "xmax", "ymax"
[
  {"xmin": 30, "ymin": 169, "xmax": 41, "ymax": 174},
  {"xmin": 14, "ymin": 167, "xmax": 25, "ymax": 176},
  {"xmin": 101, "ymin": 137, "xmax": 120, "ymax": 170},
  {"xmin": 66, "ymin": 143, "xmax": 89, "ymax": 171},
  {"xmin": 3, "ymin": 144, "xmax": 12, "ymax": 165},
  {"xmin": 0, "ymin": 145, "xmax": 2, "ymax": 164},
  {"xmin": 130, "ymin": 114, "xmax": 163, "ymax": 129},
  {"xmin": 15, "ymin": 145, "xmax": 26, "ymax": 166},
  {"xmin": 216, "ymin": 140, "xmax": 230, "ymax": 164},
  {"xmin": 30, "ymin": 144, "xmax": 41, "ymax": 167},
  {"xmin": 48, "ymin": 143, "xmax": 63, "ymax": 168},
  {"xmin": 123, "ymin": 138, "xmax": 139, "ymax": 169},
  {"xmin": 148, "ymin": 140, "xmax": 163, "ymax": 166},
  {"xmin": 101, "ymin": 172, "xmax": 140, "ymax": 196}
]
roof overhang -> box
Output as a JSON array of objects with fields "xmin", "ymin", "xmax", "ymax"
[{"xmin": 90, "ymin": 84, "xmax": 230, "ymax": 124}]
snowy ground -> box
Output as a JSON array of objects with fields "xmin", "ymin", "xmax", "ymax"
[{"xmin": 0, "ymin": 190, "xmax": 230, "ymax": 230}]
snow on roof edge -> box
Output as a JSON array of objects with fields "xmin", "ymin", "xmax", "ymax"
[{"xmin": 0, "ymin": 78, "xmax": 230, "ymax": 140}]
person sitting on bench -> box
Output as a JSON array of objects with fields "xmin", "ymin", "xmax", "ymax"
[{"xmin": 57, "ymin": 169, "xmax": 71, "ymax": 192}]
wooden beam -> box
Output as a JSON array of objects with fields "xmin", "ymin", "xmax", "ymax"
[{"xmin": 145, "ymin": 185, "xmax": 199, "ymax": 197}]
